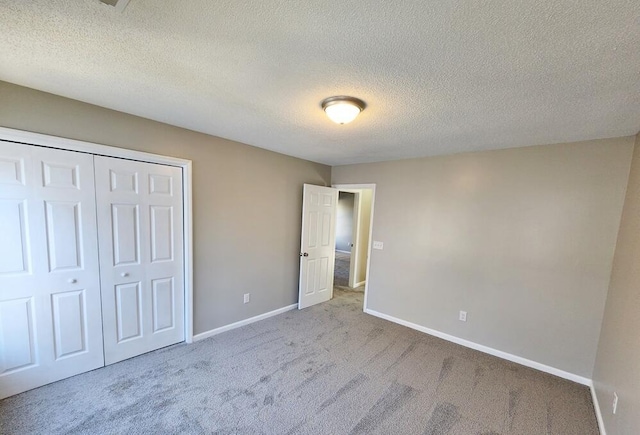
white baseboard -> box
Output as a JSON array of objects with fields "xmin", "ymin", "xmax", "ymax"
[
  {"xmin": 590, "ymin": 383, "xmax": 607, "ymax": 435},
  {"xmin": 364, "ymin": 308, "xmax": 591, "ymax": 386},
  {"xmin": 193, "ymin": 303, "xmax": 298, "ymax": 342},
  {"xmin": 353, "ymin": 280, "xmax": 366, "ymax": 288},
  {"xmin": 335, "ymin": 249, "xmax": 351, "ymax": 254}
]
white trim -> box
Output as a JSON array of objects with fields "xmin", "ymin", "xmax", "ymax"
[
  {"xmin": 335, "ymin": 249, "xmax": 351, "ymax": 254},
  {"xmin": 364, "ymin": 308, "xmax": 591, "ymax": 386},
  {"xmin": 0, "ymin": 127, "xmax": 190, "ymax": 167},
  {"xmin": 332, "ymin": 184, "xmax": 376, "ymax": 312},
  {"xmin": 0, "ymin": 127, "xmax": 195, "ymax": 344},
  {"xmin": 183, "ymin": 161, "xmax": 194, "ymax": 343},
  {"xmin": 590, "ymin": 383, "xmax": 607, "ymax": 435},
  {"xmin": 193, "ymin": 304, "xmax": 298, "ymax": 342},
  {"xmin": 354, "ymin": 280, "xmax": 366, "ymax": 287}
]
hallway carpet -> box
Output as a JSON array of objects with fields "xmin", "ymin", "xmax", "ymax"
[
  {"xmin": 334, "ymin": 250, "xmax": 351, "ymax": 287},
  {"xmin": 0, "ymin": 289, "xmax": 598, "ymax": 434}
]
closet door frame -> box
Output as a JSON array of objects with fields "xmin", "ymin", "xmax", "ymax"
[{"xmin": 0, "ymin": 127, "xmax": 194, "ymax": 344}]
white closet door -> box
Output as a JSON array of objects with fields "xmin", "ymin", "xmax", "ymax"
[
  {"xmin": 0, "ymin": 142, "xmax": 104, "ymax": 399},
  {"xmin": 95, "ymin": 156, "xmax": 184, "ymax": 365}
]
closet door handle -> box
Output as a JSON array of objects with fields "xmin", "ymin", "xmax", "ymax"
[
  {"xmin": 121, "ymin": 272, "xmax": 129, "ymax": 277},
  {"xmin": 68, "ymin": 278, "xmax": 77, "ymax": 284}
]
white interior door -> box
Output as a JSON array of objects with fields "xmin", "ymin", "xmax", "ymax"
[
  {"xmin": 95, "ymin": 156, "xmax": 184, "ymax": 365},
  {"xmin": 0, "ymin": 142, "xmax": 104, "ymax": 399},
  {"xmin": 298, "ymin": 184, "xmax": 338, "ymax": 309}
]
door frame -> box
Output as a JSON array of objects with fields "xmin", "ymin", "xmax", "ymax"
[
  {"xmin": 332, "ymin": 183, "xmax": 376, "ymax": 311},
  {"xmin": 0, "ymin": 127, "xmax": 195, "ymax": 343}
]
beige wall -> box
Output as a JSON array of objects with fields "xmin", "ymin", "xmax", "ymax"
[
  {"xmin": 357, "ymin": 189, "xmax": 373, "ymax": 284},
  {"xmin": 0, "ymin": 81, "xmax": 331, "ymax": 335},
  {"xmin": 332, "ymin": 138, "xmax": 634, "ymax": 377},
  {"xmin": 592, "ymin": 133, "xmax": 640, "ymax": 433}
]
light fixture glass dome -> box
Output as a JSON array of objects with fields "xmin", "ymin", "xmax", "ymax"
[{"xmin": 321, "ymin": 96, "xmax": 366, "ymax": 124}]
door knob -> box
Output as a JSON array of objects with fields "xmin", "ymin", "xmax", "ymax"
[
  {"xmin": 68, "ymin": 278, "xmax": 77, "ymax": 284},
  {"xmin": 121, "ymin": 272, "xmax": 129, "ymax": 277},
  {"xmin": 300, "ymin": 252, "xmax": 309, "ymax": 257}
]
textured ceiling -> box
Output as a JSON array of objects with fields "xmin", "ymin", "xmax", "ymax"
[{"xmin": 1, "ymin": 1, "xmax": 639, "ymax": 165}]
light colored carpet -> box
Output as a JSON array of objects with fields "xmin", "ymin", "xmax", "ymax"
[
  {"xmin": 334, "ymin": 251, "xmax": 351, "ymax": 288},
  {"xmin": 0, "ymin": 289, "xmax": 598, "ymax": 434}
]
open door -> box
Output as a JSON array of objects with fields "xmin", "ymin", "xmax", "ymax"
[{"xmin": 298, "ymin": 184, "xmax": 338, "ymax": 309}]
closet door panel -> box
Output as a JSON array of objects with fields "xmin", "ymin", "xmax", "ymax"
[
  {"xmin": 111, "ymin": 203, "xmax": 141, "ymax": 265},
  {"xmin": 95, "ymin": 156, "xmax": 184, "ymax": 365},
  {"xmin": 0, "ymin": 199, "xmax": 29, "ymax": 275},
  {"xmin": 0, "ymin": 142, "xmax": 104, "ymax": 399},
  {"xmin": 0, "ymin": 297, "xmax": 36, "ymax": 372},
  {"xmin": 51, "ymin": 289, "xmax": 88, "ymax": 359}
]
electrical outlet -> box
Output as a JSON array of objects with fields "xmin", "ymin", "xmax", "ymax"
[
  {"xmin": 373, "ymin": 241, "xmax": 384, "ymax": 250},
  {"xmin": 459, "ymin": 311, "xmax": 467, "ymax": 322},
  {"xmin": 613, "ymin": 392, "xmax": 618, "ymax": 414},
  {"xmin": 243, "ymin": 293, "xmax": 250, "ymax": 304}
]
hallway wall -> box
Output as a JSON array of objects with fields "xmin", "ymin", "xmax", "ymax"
[{"xmin": 336, "ymin": 192, "xmax": 355, "ymax": 252}]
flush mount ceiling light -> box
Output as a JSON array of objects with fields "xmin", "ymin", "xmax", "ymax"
[
  {"xmin": 98, "ymin": 0, "xmax": 131, "ymax": 12},
  {"xmin": 321, "ymin": 96, "xmax": 366, "ymax": 125}
]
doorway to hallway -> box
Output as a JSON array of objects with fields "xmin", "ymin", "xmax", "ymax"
[
  {"xmin": 335, "ymin": 191, "xmax": 355, "ymax": 287},
  {"xmin": 333, "ymin": 186, "xmax": 374, "ymax": 301},
  {"xmin": 297, "ymin": 183, "xmax": 375, "ymax": 311}
]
